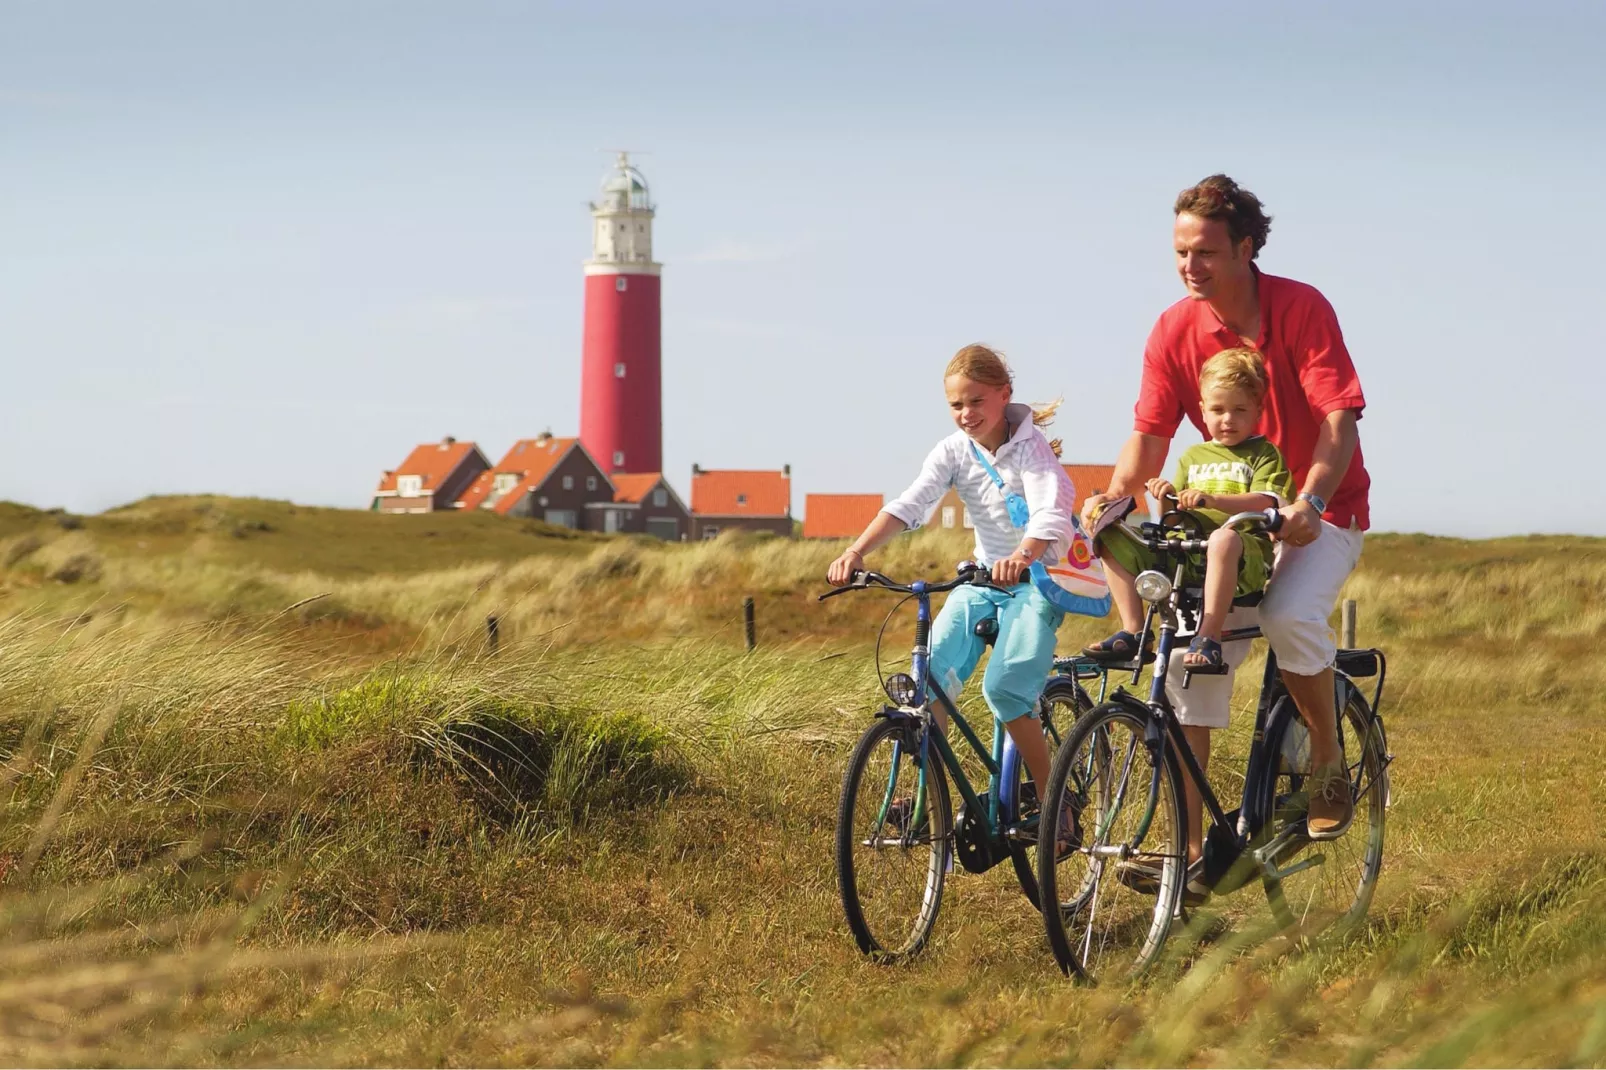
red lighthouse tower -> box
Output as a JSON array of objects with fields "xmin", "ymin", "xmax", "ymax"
[{"xmin": 580, "ymin": 153, "xmax": 661, "ymax": 475}]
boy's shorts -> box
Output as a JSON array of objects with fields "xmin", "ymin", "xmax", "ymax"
[{"xmin": 1094, "ymin": 507, "xmax": 1273, "ymax": 596}]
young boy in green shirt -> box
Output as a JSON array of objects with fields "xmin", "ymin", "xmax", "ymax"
[{"xmin": 1086, "ymin": 347, "xmax": 1294, "ymax": 669}]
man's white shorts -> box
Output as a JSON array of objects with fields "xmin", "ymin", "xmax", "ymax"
[{"xmin": 1171, "ymin": 520, "xmax": 1364, "ymax": 729}]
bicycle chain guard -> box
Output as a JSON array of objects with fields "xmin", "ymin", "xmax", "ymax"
[{"xmin": 954, "ymin": 801, "xmax": 1006, "ymax": 874}]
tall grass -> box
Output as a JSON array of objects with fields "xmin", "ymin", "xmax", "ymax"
[{"xmin": 2, "ymin": 506, "xmax": 1604, "ymax": 1063}]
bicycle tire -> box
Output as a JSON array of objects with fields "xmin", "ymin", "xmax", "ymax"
[
  {"xmin": 1259, "ymin": 685, "xmax": 1387, "ymax": 936},
  {"xmin": 1007, "ymin": 677, "xmax": 1094, "ymax": 909},
  {"xmin": 836, "ymin": 716, "xmax": 952, "ymax": 961},
  {"xmin": 1037, "ymin": 701, "xmax": 1187, "ymax": 981}
]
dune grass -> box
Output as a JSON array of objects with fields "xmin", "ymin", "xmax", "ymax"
[{"xmin": 0, "ymin": 497, "xmax": 1603, "ymax": 1065}]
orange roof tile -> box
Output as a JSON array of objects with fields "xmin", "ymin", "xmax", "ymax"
[
  {"xmin": 1062, "ymin": 463, "xmax": 1117, "ymax": 514},
  {"xmin": 611, "ymin": 473, "xmax": 664, "ymax": 504},
  {"xmin": 452, "ymin": 436, "xmax": 592, "ymax": 514},
  {"xmin": 375, "ymin": 439, "xmax": 483, "ymax": 494},
  {"xmin": 803, "ymin": 494, "xmax": 884, "ymax": 539},
  {"xmin": 691, "ymin": 469, "xmax": 790, "ymax": 516}
]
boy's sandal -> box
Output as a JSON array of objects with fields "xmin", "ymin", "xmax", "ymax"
[
  {"xmin": 1083, "ymin": 630, "xmax": 1144, "ymax": 661},
  {"xmin": 1182, "ymin": 635, "xmax": 1224, "ymax": 670}
]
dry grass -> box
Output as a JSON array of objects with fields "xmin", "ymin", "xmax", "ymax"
[{"xmin": 0, "ymin": 497, "xmax": 1603, "ymax": 1065}]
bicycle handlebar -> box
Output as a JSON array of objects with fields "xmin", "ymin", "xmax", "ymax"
[
  {"xmin": 817, "ymin": 563, "xmax": 1005, "ymax": 602},
  {"xmin": 1141, "ymin": 506, "xmax": 1284, "ymax": 554}
]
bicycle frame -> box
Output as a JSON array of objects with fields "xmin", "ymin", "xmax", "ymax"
[{"xmin": 878, "ymin": 580, "xmax": 1034, "ymax": 871}]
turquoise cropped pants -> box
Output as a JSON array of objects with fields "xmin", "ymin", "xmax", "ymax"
[{"xmin": 928, "ymin": 581, "xmax": 1065, "ymax": 723}]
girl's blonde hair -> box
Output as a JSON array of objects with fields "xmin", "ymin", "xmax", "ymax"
[
  {"xmin": 1199, "ymin": 346, "xmax": 1269, "ymax": 402},
  {"xmin": 945, "ymin": 343, "xmax": 1063, "ymax": 455}
]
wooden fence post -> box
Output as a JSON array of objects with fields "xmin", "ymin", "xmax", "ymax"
[
  {"xmin": 743, "ymin": 597, "xmax": 756, "ymax": 652},
  {"xmin": 486, "ymin": 614, "xmax": 500, "ymax": 656},
  {"xmin": 1340, "ymin": 599, "xmax": 1357, "ymax": 649}
]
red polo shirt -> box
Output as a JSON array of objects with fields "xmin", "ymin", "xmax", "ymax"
[{"xmin": 1134, "ymin": 270, "xmax": 1371, "ymax": 530}]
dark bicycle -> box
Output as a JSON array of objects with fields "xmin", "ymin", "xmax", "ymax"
[
  {"xmin": 1035, "ymin": 508, "xmax": 1392, "ymax": 981},
  {"xmin": 821, "ymin": 564, "xmax": 1093, "ymax": 962}
]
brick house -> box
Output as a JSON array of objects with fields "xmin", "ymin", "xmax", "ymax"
[
  {"xmin": 371, "ymin": 437, "xmax": 490, "ymax": 513},
  {"xmin": 454, "ymin": 434, "xmax": 615, "ymax": 529},
  {"xmin": 593, "ymin": 473, "xmax": 692, "ymax": 540},
  {"xmin": 803, "ymin": 493, "xmax": 884, "ymax": 539},
  {"xmin": 929, "ymin": 462, "xmax": 1117, "ymax": 530},
  {"xmin": 690, "ymin": 464, "xmax": 792, "ymax": 539}
]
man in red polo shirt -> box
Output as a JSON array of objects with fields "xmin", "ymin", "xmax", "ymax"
[{"xmin": 1082, "ymin": 174, "xmax": 1370, "ymax": 853}]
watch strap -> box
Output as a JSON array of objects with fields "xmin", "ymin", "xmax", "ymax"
[{"xmin": 1297, "ymin": 491, "xmax": 1328, "ymax": 514}]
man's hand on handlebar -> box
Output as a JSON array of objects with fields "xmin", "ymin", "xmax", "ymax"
[
  {"xmin": 1274, "ymin": 498, "xmax": 1322, "ymax": 547},
  {"xmin": 826, "ymin": 549, "xmax": 864, "ymax": 586}
]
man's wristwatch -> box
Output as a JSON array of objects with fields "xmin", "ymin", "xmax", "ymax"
[{"xmin": 1297, "ymin": 491, "xmax": 1328, "ymax": 515}]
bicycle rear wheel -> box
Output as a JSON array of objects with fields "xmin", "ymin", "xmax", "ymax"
[
  {"xmin": 1037, "ymin": 702, "xmax": 1186, "ymax": 981},
  {"xmin": 1261, "ymin": 685, "xmax": 1387, "ymax": 935},
  {"xmin": 836, "ymin": 716, "xmax": 952, "ymax": 961},
  {"xmin": 1007, "ymin": 677, "xmax": 1093, "ymax": 909}
]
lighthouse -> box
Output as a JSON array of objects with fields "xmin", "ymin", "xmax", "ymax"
[{"xmin": 580, "ymin": 153, "xmax": 662, "ymax": 475}]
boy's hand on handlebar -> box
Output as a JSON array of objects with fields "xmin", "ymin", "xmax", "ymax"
[
  {"xmin": 1145, "ymin": 477, "xmax": 1176, "ymax": 503},
  {"xmin": 1176, "ymin": 488, "xmax": 1212, "ymax": 510},
  {"xmin": 991, "ymin": 550, "xmax": 1033, "ymax": 586},
  {"xmin": 827, "ymin": 549, "xmax": 864, "ymax": 586}
]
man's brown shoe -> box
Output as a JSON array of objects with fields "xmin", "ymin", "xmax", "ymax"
[{"xmin": 1307, "ymin": 761, "xmax": 1354, "ymax": 840}]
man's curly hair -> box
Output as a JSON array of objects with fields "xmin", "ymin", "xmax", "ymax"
[{"xmin": 1174, "ymin": 175, "xmax": 1273, "ymax": 259}]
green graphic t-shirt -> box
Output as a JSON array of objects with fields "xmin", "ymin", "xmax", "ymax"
[{"xmin": 1174, "ymin": 436, "xmax": 1294, "ymax": 504}]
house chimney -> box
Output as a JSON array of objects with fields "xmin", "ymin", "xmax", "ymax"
[
  {"xmin": 534, "ymin": 430, "xmax": 552, "ymax": 446},
  {"xmin": 692, "ymin": 463, "xmax": 702, "ymax": 475},
  {"xmin": 783, "ymin": 463, "xmax": 791, "ymax": 477},
  {"xmin": 441, "ymin": 435, "xmax": 457, "ymax": 448}
]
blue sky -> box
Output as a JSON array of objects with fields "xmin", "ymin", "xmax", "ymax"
[{"xmin": 3, "ymin": 1, "xmax": 1602, "ymax": 536}]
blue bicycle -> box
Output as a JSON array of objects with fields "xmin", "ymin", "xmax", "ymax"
[{"xmin": 821, "ymin": 563, "xmax": 1093, "ymax": 961}]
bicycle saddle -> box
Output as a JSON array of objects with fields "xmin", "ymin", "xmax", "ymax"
[{"xmin": 974, "ymin": 618, "xmax": 999, "ymax": 645}]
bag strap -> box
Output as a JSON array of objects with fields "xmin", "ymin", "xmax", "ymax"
[{"xmin": 968, "ymin": 440, "xmax": 1012, "ymax": 497}]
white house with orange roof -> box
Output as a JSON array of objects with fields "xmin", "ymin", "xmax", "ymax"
[{"xmin": 371, "ymin": 437, "xmax": 490, "ymax": 513}]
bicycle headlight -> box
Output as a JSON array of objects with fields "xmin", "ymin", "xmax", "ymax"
[
  {"xmin": 1134, "ymin": 569, "xmax": 1173, "ymax": 604},
  {"xmin": 884, "ymin": 672, "xmax": 918, "ymax": 707}
]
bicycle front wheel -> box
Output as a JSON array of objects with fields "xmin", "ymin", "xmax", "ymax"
[
  {"xmin": 1260, "ymin": 686, "xmax": 1387, "ymax": 936},
  {"xmin": 836, "ymin": 716, "xmax": 952, "ymax": 962},
  {"xmin": 1037, "ymin": 702, "xmax": 1186, "ymax": 981}
]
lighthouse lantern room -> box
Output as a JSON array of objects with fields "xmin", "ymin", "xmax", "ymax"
[{"xmin": 580, "ymin": 152, "xmax": 662, "ymax": 476}]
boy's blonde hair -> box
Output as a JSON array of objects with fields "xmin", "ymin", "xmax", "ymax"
[
  {"xmin": 945, "ymin": 343, "xmax": 1063, "ymax": 455},
  {"xmin": 1199, "ymin": 346, "xmax": 1269, "ymax": 402}
]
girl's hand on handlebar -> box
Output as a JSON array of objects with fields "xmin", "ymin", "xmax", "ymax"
[
  {"xmin": 1145, "ymin": 477, "xmax": 1176, "ymax": 503},
  {"xmin": 827, "ymin": 549, "xmax": 864, "ymax": 586},
  {"xmin": 991, "ymin": 550, "xmax": 1033, "ymax": 586},
  {"xmin": 1177, "ymin": 488, "xmax": 1212, "ymax": 510}
]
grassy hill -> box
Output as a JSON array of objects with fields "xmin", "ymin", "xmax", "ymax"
[{"xmin": 1, "ymin": 496, "xmax": 1604, "ymax": 1065}]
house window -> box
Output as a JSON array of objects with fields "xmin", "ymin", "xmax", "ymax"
[
  {"xmin": 397, "ymin": 475, "xmax": 423, "ymax": 497},
  {"xmin": 615, "ymin": 276, "xmax": 628, "ymax": 292},
  {"xmin": 614, "ymin": 363, "xmax": 626, "ymax": 378},
  {"xmin": 544, "ymin": 509, "xmax": 578, "ymax": 528},
  {"xmin": 701, "ymin": 526, "xmax": 720, "ymax": 540},
  {"xmin": 736, "ymin": 494, "xmax": 747, "ymax": 506},
  {"xmin": 493, "ymin": 472, "xmax": 519, "ymax": 494},
  {"xmin": 613, "ymin": 450, "xmax": 625, "ymax": 467},
  {"xmin": 562, "ymin": 475, "xmax": 573, "ymax": 490},
  {"xmin": 962, "ymin": 508, "xmax": 974, "ymax": 529},
  {"xmin": 652, "ymin": 488, "xmax": 667, "ymax": 507},
  {"xmin": 586, "ymin": 476, "xmax": 597, "ymax": 490},
  {"xmin": 941, "ymin": 506, "xmax": 956, "ymax": 528}
]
